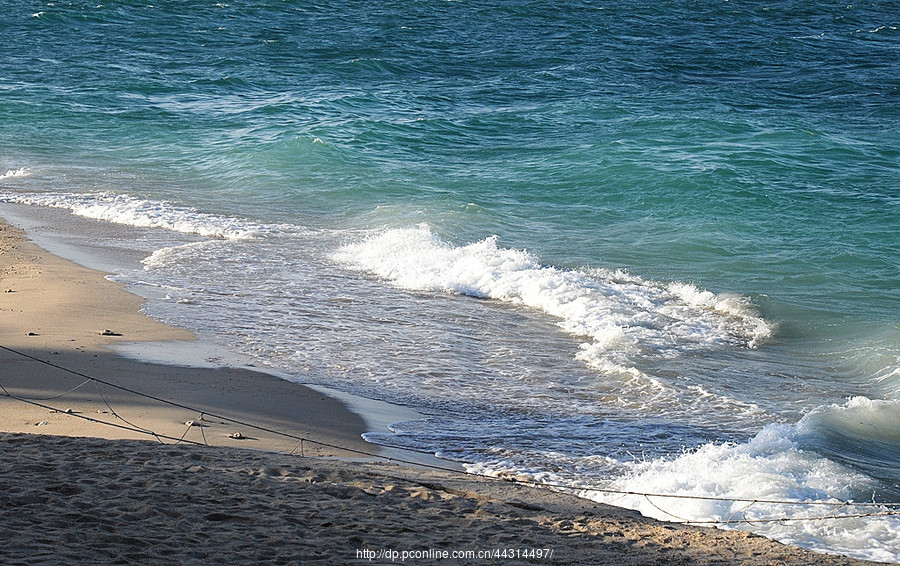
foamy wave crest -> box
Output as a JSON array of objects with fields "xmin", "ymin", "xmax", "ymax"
[
  {"xmin": 0, "ymin": 191, "xmax": 277, "ymax": 240},
  {"xmin": 0, "ymin": 168, "xmax": 29, "ymax": 179},
  {"xmin": 578, "ymin": 397, "xmax": 900, "ymax": 562},
  {"xmin": 141, "ymin": 241, "xmax": 216, "ymax": 271},
  {"xmin": 335, "ymin": 225, "xmax": 774, "ymax": 376}
]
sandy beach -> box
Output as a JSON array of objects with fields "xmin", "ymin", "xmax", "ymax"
[{"xmin": 0, "ymin": 218, "xmax": 878, "ymax": 565}]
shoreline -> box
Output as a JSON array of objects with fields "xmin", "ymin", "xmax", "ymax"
[
  {"xmin": 0, "ymin": 218, "xmax": 373, "ymax": 457},
  {"xmin": 0, "ymin": 217, "xmax": 878, "ymax": 564}
]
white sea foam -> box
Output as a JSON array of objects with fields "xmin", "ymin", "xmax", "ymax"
[
  {"xmin": 0, "ymin": 191, "xmax": 284, "ymax": 240},
  {"xmin": 335, "ymin": 224, "xmax": 775, "ymax": 378},
  {"xmin": 0, "ymin": 168, "xmax": 29, "ymax": 179}
]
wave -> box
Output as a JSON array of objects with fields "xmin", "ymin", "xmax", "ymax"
[
  {"xmin": 334, "ymin": 224, "xmax": 775, "ymax": 379},
  {"xmin": 573, "ymin": 397, "xmax": 900, "ymax": 563},
  {"xmin": 464, "ymin": 398, "xmax": 900, "ymax": 562},
  {"xmin": 797, "ymin": 396, "xmax": 900, "ymax": 486},
  {"xmin": 0, "ymin": 191, "xmax": 290, "ymax": 240},
  {"xmin": 876, "ymin": 366, "xmax": 900, "ymax": 399}
]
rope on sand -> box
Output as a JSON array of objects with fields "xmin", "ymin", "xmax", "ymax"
[{"xmin": 1, "ymin": 342, "xmax": 899, "ymax": 527}]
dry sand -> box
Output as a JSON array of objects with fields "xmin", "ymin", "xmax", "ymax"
[{"xmin": 0, "ymin": 218, "xmax": 879, "ymax": 565}]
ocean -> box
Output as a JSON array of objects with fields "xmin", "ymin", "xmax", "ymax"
[{"xmin": 2, "ymin": 0, "xmax": 899, "ymax": 560}]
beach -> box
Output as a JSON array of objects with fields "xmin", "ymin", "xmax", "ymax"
[
  {"xmin": 3, "ymin": 1, "xmax": 900, "ymax": 561},
  {"xmin": 0, "ymin": 219, "xmax": 371, "ymax": 457},
  {"xmin": 0, "ymin": 218, "xmax": 878, "ymax": 565}
]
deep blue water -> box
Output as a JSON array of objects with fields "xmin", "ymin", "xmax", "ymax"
[{"xmin": 2, "ymin": 1, "xmax": 899, "ymax": 560}]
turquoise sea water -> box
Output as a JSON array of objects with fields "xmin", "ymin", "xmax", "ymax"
[{"xmin": 2, "ymin": 1, "xmax": 899, "ymax": 560}]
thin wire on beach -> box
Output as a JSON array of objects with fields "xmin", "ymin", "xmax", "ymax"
[{"xmin": 2, "ymin": 342, "xmax": 898, "ymax": 528}]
